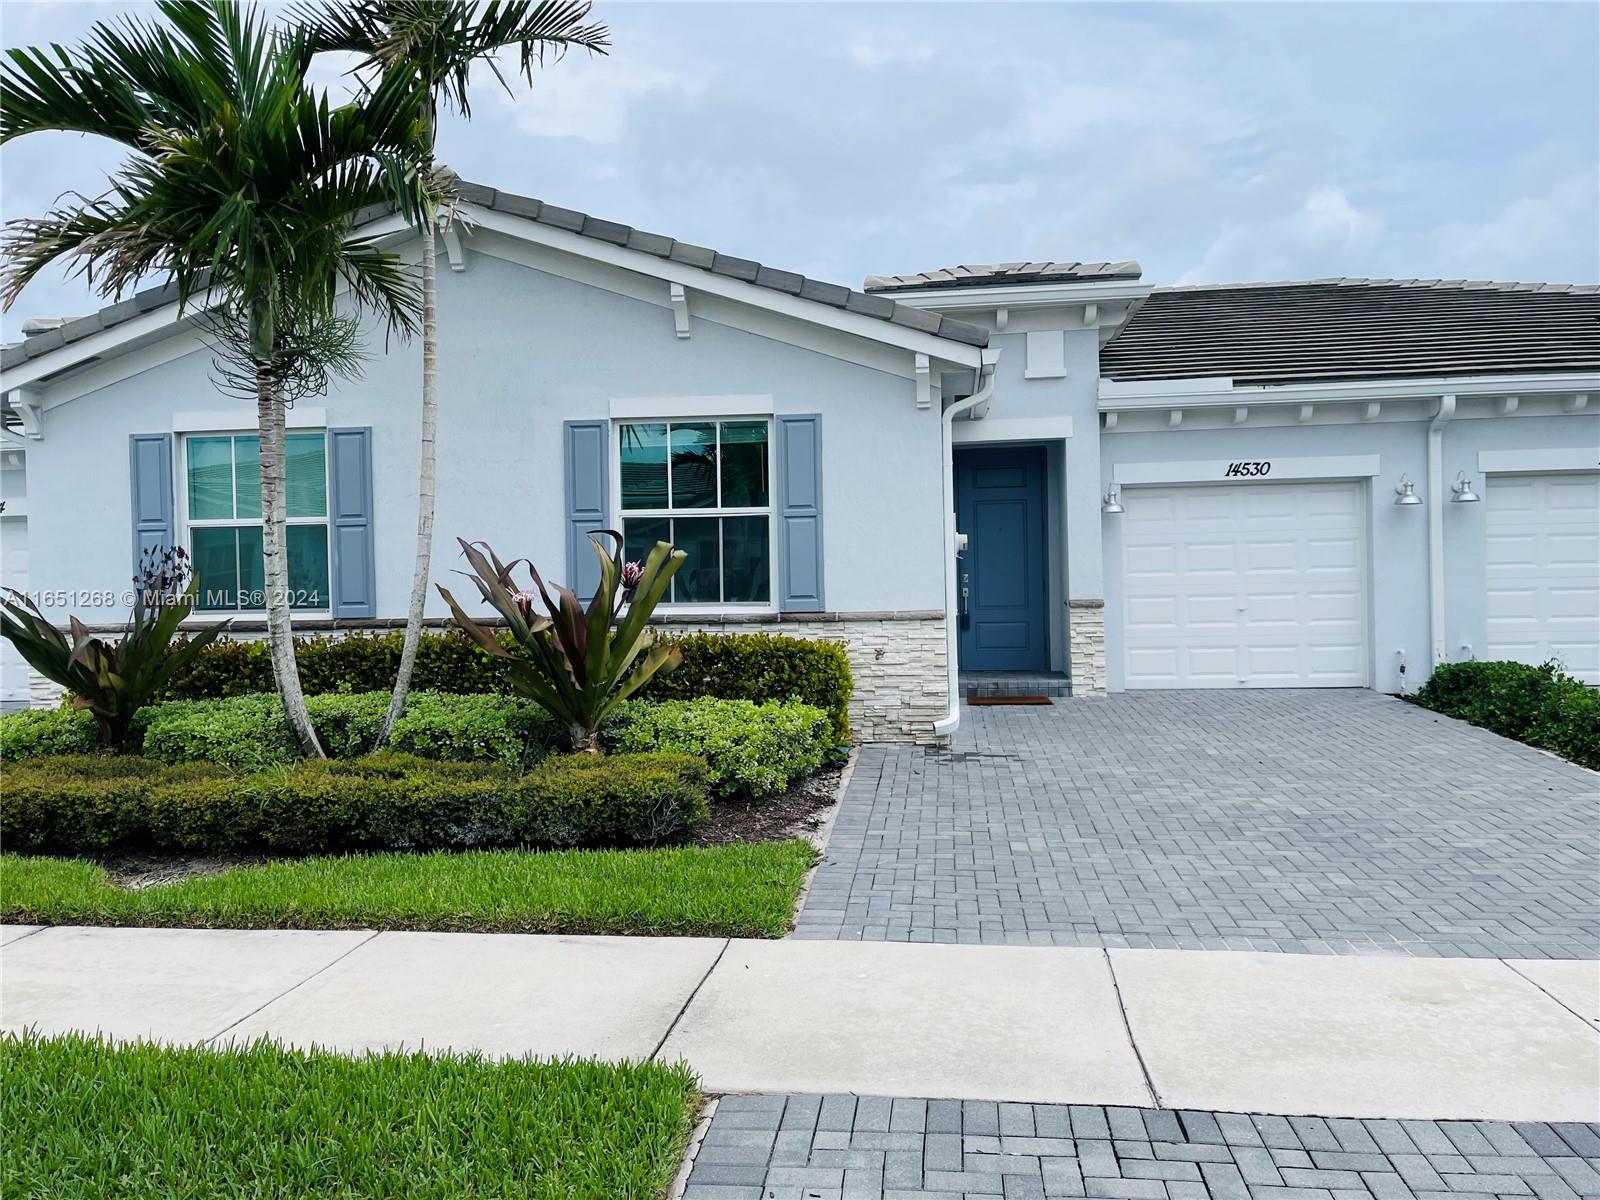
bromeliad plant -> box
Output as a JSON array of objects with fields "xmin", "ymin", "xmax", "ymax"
[
  {"xmin": 437, "ymin": 532, "xmax": 685, "ymax": 753},
  {"xmin": 0, "ymin": 546, "xmax": 231, "ymax": 749}
]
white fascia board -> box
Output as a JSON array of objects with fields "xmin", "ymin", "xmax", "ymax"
[
  {"xmin": 0, "ymin": 302, "xmax": 206, "ymax": 392},
  {"xmin": 1114, "ymin": 454, "xmax": 1381, "ymax": 485},
  {"xmin": 952, "ymin": 415, "xmax": 1073, "ymax": 444},
  {"xmin": 464, "ymin": 207, "xmax": 984, "ymax": 368},
  {"xmin": 1098, "ymin": 371, "xmax": 1600, "ymax": 410},
  {"xmin": 882, "ymin": 280, "xmax": 1152, "ymax": 312},
  {"xmin": 1478, "ymin": 448, "xmax": 1600, "ymax": 474}
]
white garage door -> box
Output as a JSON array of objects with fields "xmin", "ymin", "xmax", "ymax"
[
  {"xmin": 1120, "ymin": 481, "xmax": 1368, "ymax": 688},
  {"xmin": 0, "ymin": 517, "xmax": 29, "ymax": 710},
  {"xmin": 1485, "ymin": 473, "xmax": 1599, "ymax": 685}
]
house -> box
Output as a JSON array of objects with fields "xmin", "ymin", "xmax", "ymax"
[{"xmin": 2, "ymin": 183, "xmax": 1596, "ymax": 738}]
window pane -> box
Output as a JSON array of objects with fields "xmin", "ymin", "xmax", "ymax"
[
  {"xmin": 623, "ymin": 517, "xmax": 671, "ymax": 571},
  {"xmin": 719, "ymin": 421, "xmax": 769, "ymax": 507},
  {"xmin": 187, "ymin": 437, "xmax": 234, "ymax": 520},
  {"xmin": 234, "ymin": 436, "xmax": 261, "ymax": 519},
  {"xmin": 285, "ymin": 433, "xmax": 327, "ymax": 518},
  {"xmin": 287, "ymin": 524, "xmax": 330, "ymax": 609},
  {"xmin": 191, "ymin": 527, "xmax": 239, "ymax": 610},
  {"xmin": 674, "ymin": 516, "xmax": 721, "ymax": 603},
  {"xmin": 722, "ymin": 516, "xmax": 771, "ymax": 603},
  {"xmin": 620, "ymin": 423, "xmax": 668, "ymax": 510},
  {"xmin": 238, "ymin": 525, "xmax": 266, "ymax": 610},
  {"xmin": 669, "ymin": 422, "xmax": 717, "ymax": 509}
]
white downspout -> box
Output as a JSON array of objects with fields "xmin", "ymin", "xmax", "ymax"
[
  {"xmin": 934, "ymin": 348, "xmax": 1000, "ymax": 736},
  {"xmin": 1426, "ymin": 394, "xmax": 1456, "ymax": 669}
]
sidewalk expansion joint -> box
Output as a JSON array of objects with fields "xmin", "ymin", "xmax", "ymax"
[
  {"xmin": 1103, "ymin": 947, "xmax": 1162, "ymax": 1108},
  {"xmin": 3, "ymin": 926, "xmax": 50, "ymax": 946},
  {"xmin": 204, "ymin": 928, "xmax": 381, "ymax": 1046},
  {"xmin": 650, "ymin": 937, "xmax": 730, "ymax": 1063},
  {"xmin": 1501, "ymin": 957, "xmax": 1599, "ymax": 1033}
]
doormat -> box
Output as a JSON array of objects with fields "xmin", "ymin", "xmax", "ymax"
[{"xmin": 967, "ymin": 694, "xmax": 1053, "ymax": 705}]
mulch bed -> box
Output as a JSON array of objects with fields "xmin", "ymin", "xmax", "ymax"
[
  {"xmin": 90, "ymin": 761, "xmax": 845, "ymax": 887},
  {"xmin": 691, "ymin": 761, "xmax": 843, "ymax": 847}
]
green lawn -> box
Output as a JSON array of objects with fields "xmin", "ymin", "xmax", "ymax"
[
  {"xmin": 0, "ymin": 840, "xmax": 816, "ymax": 938},
  {"xmin": 1, "ymin": 1031, "xmax": 698, "ymax": 1199}
]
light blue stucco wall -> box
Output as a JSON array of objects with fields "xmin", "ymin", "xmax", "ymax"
[
  {"xmin": 20, "ymin": 247, "xmax": 947, "ymax": 626},
  {"xmin": 1099, "ymin": 411, "xmax": 1600, "ymax": 693}
]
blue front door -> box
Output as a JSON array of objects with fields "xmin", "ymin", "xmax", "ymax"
[{"xmin": 956, "ymin": 446, "xmax": 1048, "ymax": 672}]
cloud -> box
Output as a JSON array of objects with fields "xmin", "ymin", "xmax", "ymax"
[
  {"xmin": 1178, "ymin": 186, "xmax": 1385, "ymax": 284},
  {"xmin": 1433, "ymin": 168, "xmax": 1600, "ymax": 284},
  {"xmin": 496, "ymin": 49, "xmax": 696, "ymax": 144}
]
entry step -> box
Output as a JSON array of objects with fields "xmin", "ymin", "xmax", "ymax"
[{"xmin": 960, "ymin": 671, "xmax": 1072, "ymax": 698}]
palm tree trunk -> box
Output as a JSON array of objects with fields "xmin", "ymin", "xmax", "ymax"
[
  {"xmin": 378, "ymin": 214, "xmax": 440, "ymax": 746},
  {"xmin": 257, "ymin": 362, "xmax": 326, "ymax": 759}
]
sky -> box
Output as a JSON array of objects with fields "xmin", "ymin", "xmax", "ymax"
[{"xmin": 1, "ymin": 1, "xmax": 1596, "ymax": 341}]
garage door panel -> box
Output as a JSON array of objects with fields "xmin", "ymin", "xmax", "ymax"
[
  {"xmin": 1244, "ymin": 540, "xmax": 1298, "ymax": 573},
  {"xmin": 1183, "ymin": 593, "xmax": 1238, "ymax": 627},
  {"xmin": 1120, "ymin": 481, "xmax": 1368, "ymax": 689},
  {"xmin": 1485, "ymin": 473, "xmax": 1599, "ymax": 685}
]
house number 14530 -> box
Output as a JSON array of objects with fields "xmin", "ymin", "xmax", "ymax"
[{"xmin": 1224, "ymin": 461, "xmax": 1272, "ymax": 477}]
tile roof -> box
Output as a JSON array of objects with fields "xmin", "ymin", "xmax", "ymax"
[
  {"xmin": 863, "ymin": 260, "xmax": 1143, "ymax": 293},
  {"xmin": 1, "ymin": 183, "xmax": 989, "ymax": 372},
  {"xmin": 1100, "ymin": 277, "xmax": 1600, "ymax": 385}
]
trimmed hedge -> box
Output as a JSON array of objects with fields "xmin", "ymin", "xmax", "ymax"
[
  {"xmin": 139, "ymin": 691, "xmax": 560, "ymax": 772},
  {"xmin": 1415, "ymin": 660, "xmax": 1599, "ymax": 770},
  {"xmin": 2, "ymin": 694, "xmax": 827, "ymax": 800},
  {"xmin": 157, "ymin": 629, "xmax": 853, "ymax": 741},
  {"xmin": 1, "ymin": 751, "xmax": 709, "ymax": 856},
  {"xmin": 608, "ymin": 698, "xmax": 831, "ymax": 799}
]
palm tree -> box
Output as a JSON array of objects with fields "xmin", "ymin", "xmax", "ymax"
[
  {"xmin": 1, "ymin": 0, "xmax": 433, "ymax": 757},
  {"xmin": 290, "ymin": 0, "xmax": 609, "ymax": 746}
]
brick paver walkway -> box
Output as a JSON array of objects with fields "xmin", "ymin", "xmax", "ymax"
[
  {"xmin": 793, "ymin": 691, "xmax": 1598, "ymax": 958},
  {"xmin": 682, "ymin": 1092, "xmax": 1600, "ymax": 1200}
]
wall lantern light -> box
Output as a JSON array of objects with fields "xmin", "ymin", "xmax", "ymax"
[
  {"xmin": 1393, "ymin": 475, "xmax": 1423, "ymax": 507},
  {"xmin": 1450, "ymin": 472, "xmax": 1481, "ymax": 503},
  {"xmin": 1101, "ymin": 486, "xmax": 1124, "ymax": 515}
]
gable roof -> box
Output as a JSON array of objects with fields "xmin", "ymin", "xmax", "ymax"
[
  {"xmin": 1099, "ymin": 277, "xmax": 1600, "ymax": 385},
  {"xmin": 864, "ymin": 260, "xmax": 1143, "ymax": 293},
  {"xmin": 1, "ymin": 181, "xmax": 988, "ymax": 374}
]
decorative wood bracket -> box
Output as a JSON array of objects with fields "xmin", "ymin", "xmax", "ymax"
[
  {"xmin": 7, "ymin": 389, "xmax": 42, "ymax": 440},
  {"xmin": 994, "ymin": 307, "xmax": 1008, "ymax": 332},
  {"xmin": 1361, "ymin": 402, "xmax": 1382, "ymax": 422},
  {"xmin": 669, "ymin": 283, "xmax": 690, "ymax": 339},
  {"xmin": 1496, "ymin": 395, "xmax": 1519, "ymax": 416},
  {"xmin": 1082, "ymin": 302, "xmax": 1098, "ymax": 327},
  {"xmin": 1103, "ymin": 410, "xmax": 1118, "ymax": 431},
  {"xmin": 1232, "ymin": 406, "xmax": 1249, "ymax": 425},
  {"xmin": 1297, "ymin": 404, "xmax": 1315, "ymax": 423},
  {"xmin": 1167, "ymin": 408, "xmax": 1183, "ymax": 428},
  {"xmin": 440, "ymin": 221, "xmax": 467, "ymax": 273},
  {"xmin": 1563, "ymin": 393, "xmax": 1590, "ymax": 413},
  {"xmin": 915, "ymin": 353, "xmax": 931, "ymax": 409}
]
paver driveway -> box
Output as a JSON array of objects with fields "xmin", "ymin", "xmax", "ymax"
[{"xmin": 793, "ymin": 690, "xmax": 1599, "ymax": 957}]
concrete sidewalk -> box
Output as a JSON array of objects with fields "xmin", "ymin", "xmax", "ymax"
[{"xmin": 3, "ymin": 925, "xmax": 1596, "ymax": 1121}]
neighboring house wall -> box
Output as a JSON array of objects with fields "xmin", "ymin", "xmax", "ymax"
[{"xmin": 16, "ymin": 236, "xmax": 956, "ymax": 738}]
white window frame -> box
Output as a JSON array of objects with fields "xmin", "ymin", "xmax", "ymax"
[
  {"xmin": 610, "ymin": 415, "xmax": 777, "ymax": 615},
  {"xmin": 177, "ymin": 430, "xmax": 332, "ymax": 617}
]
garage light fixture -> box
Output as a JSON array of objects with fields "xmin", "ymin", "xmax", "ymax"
[
  {"xmin": 1393, "ymin": 475, "xmax": 1423, "ymax": 506},
  {"xmin": 1101, "ymin": 486, "xmax": 1124, "ymax": 515},
  {"xmin": 1451, "ymin": 472, "xmax": 1481, "ymax": 503}
]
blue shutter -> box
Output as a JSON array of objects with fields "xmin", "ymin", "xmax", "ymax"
[
  {"xmin": 564, "ymin": 420, "xmax": 609, "ymax": 598},
  {"xmin": 328, "ymin": 427, "xmax": 376, "ymax": 619},
  {"xmin": 129, "ymin": 433, "xmax": 175, "ymax": 571},
  {"xmin": 777, "ymin": 414, "xmax": 825, "ymax": 612}
]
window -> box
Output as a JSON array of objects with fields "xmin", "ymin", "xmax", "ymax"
[
  {"xmin": 618, "ymin": 419, "xmax": 771, "ymax": 605},
  {"xmin": 184, "ymin": 433, "xmax": 330, "ymax": 611}
]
